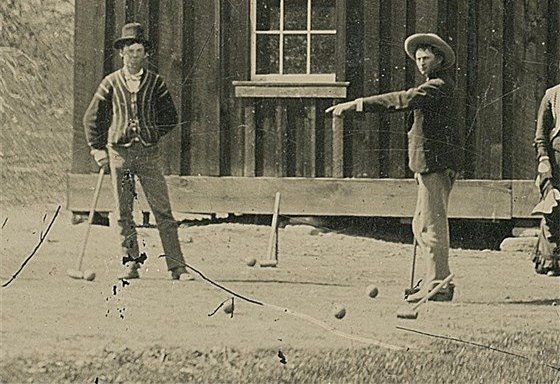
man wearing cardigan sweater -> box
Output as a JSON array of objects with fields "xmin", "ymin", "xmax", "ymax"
[
  {"xmin": 327, "ymin": 33, "xmax": 459, "ymax": 302},
  {"xmin": 83, "ymin": 23, "xmax": 193, "ymax": 281}
]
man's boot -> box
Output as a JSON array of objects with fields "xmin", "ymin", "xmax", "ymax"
[{"xmin": 170, "ymin": 266, "xmax": 194, "ymax": 281}]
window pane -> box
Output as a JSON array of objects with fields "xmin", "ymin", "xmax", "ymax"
[
  {"xmin": 256, "ymin": 0, "xmax": 280, "ymax": 30},
  {"xmin": 284, "ymin": 0, "xmax": 308, "ymax": 30},
  {"xmin": 311, "ymin": 34, "xmax": 335, "ymax": 73},
  {"xmin": 256, "ymin": 34, "xmax": 280, "ymax": 74},
  {"xmin": 284, "ymin": 35, "xmax": 307, "ymax": 74},
  {"xmin": 311, "ymin": 0, "xmax": 336, "ymax": 30}
]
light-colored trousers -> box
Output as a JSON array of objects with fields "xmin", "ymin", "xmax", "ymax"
[
  {"xmin": 412, "ymin": 169, "xmax": 456, "ymax": 286},
  {"xmin": 108, "ymin": 142, "xmax": 185, "ymax": 271}
]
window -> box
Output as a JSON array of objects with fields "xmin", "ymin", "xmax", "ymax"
[{"xmin": 252, "ymin": 0, "xmax": 337, "ymax": 82}]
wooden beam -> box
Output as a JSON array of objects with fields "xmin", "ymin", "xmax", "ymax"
[
  {"xmin": 261, "ymin": 100, "xmax": 276, "ymax": 176},
  {"xmin": 508, "ymin": 0, "xmax": 549, "ymax": 179},
  {"xmin": 322, "ymin": 101, "xmax": 334, "ymax": 177},
  {"xmin": 157, "ymin": 0, "xmax": 185, "ymax": 175},
  {"xmin": 415, "ymin": 0, "xmax": 439, "ymax": 33},
  {"xmin": 547, "ymin": 0, "xmax": 560, "ymax": 85},
  {"xmin": 351, "ymin": 0, "xmax": 380, "ymax": 178},
  {"xmin": 302, "ymin": 102, "xmax": 317, "ymax": 177},
  {"xmin": 111, "ymin": 0, "xmax": 127, "ymax": 71},
  {"xmin": 474, "ymin": 0, "xmax": 504, "ymax": 179},
  {"xmin": 72, "ymin": 0, "xmax": 108, "ymax": 174},
  {"xmin": 68, "ymin": 176, "xmax": 516, "ymax": 219},
  {"xmin": 453, "ymin": 0, "xmax": 469, "ymax": 175},
  {"xmin": 387, "ymin": 0, "xmax": 408, "ymax": 178},
  {"xmin": 511, "ymin": 180, "xmax": 541, "ymax": 218},
  {"xmin": 229, "ymin": 98, "xmax": 245, "ymax": 176},
  {"xmin": 335, "ymin": 0, "xmax": 346, "ymax": 81},
  {"xmin": 233, "ymin": 83, "xmax": 348, "ymax": 98},
  {"xmin": 331, "ymin": 115, "xmax": 344, "ymax": 177},
  {"xmin": 275, "ymin": 100, "xmax": 288, "ymax": 176},
  {"xmin": 187, "ymin": 0, "xmax": 221, "ymax": 176},
  {"xmin": 223, "ymin": 0, "xmax": 250, "ymax": 176},
  {"xmin": 243, "ymin": 100, "xmax": 256, "ymax": 176}
]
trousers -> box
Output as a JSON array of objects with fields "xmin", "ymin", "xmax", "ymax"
[
  {"xmin": 412, "ymin": 169, "xmax": 456, "ymax": 286},
  {"xmin": 108, "ymin": 142, "xmax": 186, "ymax": 271}
]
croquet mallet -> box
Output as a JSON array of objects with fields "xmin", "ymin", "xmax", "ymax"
[
  {"xmin": 404, "ymin": 239, "xmax": 422, "ymax": 298},
  {"xmin": 397, "ymin": 273, "xmax": 454, "ymax": 320},
  {"xmin": 260, "ymin": 191, "xmax": 281, "ymax": 267},
  {"xmin": 67, "ymin": 167, "xmax": 105, "ymax": 281}
]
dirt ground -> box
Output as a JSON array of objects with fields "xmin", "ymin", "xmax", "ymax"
[{"xmin": 1, "ymin": 203, "xmax": 559, "ymax": 383}]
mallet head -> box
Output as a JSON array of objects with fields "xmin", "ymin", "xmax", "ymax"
[
  {"xmin": 67, "ymin": 269, "xmax": 96, "ymax": 282},
  {"xmin": 259, "ymin": 260, "xmax": 278, "ymax": 268},
  {"xmin": 396, "ymin": 308, "xmax": 419, "ymax": 320},
  {"xmin": 67, "ymin": 269, "xmax": 84, "ymax": 280},
  {"xmin": 83, "ymin": 270, "xmax": 96, "ymax": 281}
]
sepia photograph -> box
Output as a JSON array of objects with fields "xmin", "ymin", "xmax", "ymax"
[{"xmin": 1, "ymin": 0, "xmax": 559, "ymax": 382}]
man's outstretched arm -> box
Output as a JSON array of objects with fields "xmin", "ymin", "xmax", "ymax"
[{"xmin": 326, "ymin": 78, "xmax": 450, "ymax": 116}]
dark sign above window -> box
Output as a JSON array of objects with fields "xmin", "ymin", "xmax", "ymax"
[{"xmin": 253, "ymin": 0, "xmax": 337, "ymax": 82}]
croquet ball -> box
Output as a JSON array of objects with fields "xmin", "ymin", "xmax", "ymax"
[
  {"xmin": 334, "ymin": 306, "xmax": 346, "ymax": 319},
  {"xmin": 245, "ymin": 257, "xmax": 257, "ymax": 267},
  {"xmin": 223, "ymin": 301, "xmax": 234, "ymax": 314},
  {"xmin": 366, "ymin": 285, "xmax": 379, "ymax": 298},
  {"xmin": 83, "ymin": 270, "xmax": 96, "ymax": 281}
]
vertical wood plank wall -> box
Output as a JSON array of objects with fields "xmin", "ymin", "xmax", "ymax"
[
  {"xmin": 72, "ymin": 0, "xmax": 560, "ymax": 181},
  {"xmin": 72, "ymin": 0, "xmax": 107, "ymax": 173}
]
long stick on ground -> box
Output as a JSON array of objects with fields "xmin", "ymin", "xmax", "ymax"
[
  {"xmin": 396, "ymin": 325, "xmax": 560, "ymax": 372},
  {"xmin": 2, "ymin": 206, "xmax": 61, "ymax": 288}
]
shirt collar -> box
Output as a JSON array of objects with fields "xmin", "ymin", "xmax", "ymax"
[{"xmin": 123, "ymin": 67, "xmax": 144, "ymax": 81}]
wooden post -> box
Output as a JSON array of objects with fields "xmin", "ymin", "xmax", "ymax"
[
  {"xmin": 260, "ymin": 192, "xmax": 281, "ymax": 267},
  {"xmin": 302, "ymin": 101, "xmax": 317, "ymax": 177},
  {"xmin": 332, "ymin": 115, "xmax": 344, "ymax": 178},
  {"xmin": 243, "ymin": 100, "xmax": 256, "ymax": 177}
]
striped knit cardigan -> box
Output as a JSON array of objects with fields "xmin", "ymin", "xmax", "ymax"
[{"xmin": 83, "ymin": 68, "xmax": 178, "ymax": 150}]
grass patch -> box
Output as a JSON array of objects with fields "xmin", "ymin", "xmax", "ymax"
[{"xmin": 2, "ymin": 331, "xmax": 558, "ymax": 383}]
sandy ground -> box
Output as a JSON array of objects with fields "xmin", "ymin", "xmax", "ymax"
[{"xmin": 1, "ymin": 204, "xmax": 559, "ymax": 382}]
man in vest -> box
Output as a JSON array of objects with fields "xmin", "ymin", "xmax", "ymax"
[
  {"xmin": 83, "ymin": 23, "xmax": 193, "ymax": 281},
  {"xmin": 327, "ymin": 33, "xmax": 460, "ymax": 302}
]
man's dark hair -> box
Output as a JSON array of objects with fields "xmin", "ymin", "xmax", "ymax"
[{"xmin": 415, "ymin": 44, "xmax": 444, "ymax": 61}]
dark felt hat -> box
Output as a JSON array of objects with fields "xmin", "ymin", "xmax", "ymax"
[
  {"xmin": 113, "ymin": 23, "xmax": 150, "ymax": 50},
  {"xmin": 404, "ymin": 33, "xmax": 456, "ymax": 69}
]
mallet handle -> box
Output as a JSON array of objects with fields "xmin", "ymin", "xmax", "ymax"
[
  {"xmin": 409, "ymin": 239, "xmax": 417, "ymax": 290},
  {"xmin": 76, "ymin": 167, "xmax": 105, "ymax": 271},
  {"xmin": 412, "ymin": 273, "xmax": 454, "ymax": 311},
  {"xmin": 265, "ymin": 192, "xmax": 281, "ymax": 262}
]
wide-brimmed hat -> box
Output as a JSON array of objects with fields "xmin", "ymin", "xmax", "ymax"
[
  {"xmin": 404, "ymin": 33, "xmax": 455, "ymax": 69},
  {"xmin": 113, "ymin": 23, "xmax": 150, "ymax": 50}
]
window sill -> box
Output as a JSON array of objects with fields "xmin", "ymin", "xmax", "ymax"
[{"xmin": 232, "ymin": 81, "xmax": 349, "ymax": 99}]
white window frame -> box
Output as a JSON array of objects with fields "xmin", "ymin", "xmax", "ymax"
[{"xmin": 251, "ymin": 0, "xmax": 337, "ymax": 83}]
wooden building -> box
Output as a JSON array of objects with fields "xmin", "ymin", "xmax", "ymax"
[{"xmin": 68, "ymin": 0, "xmax": 560, "ymax": 220}]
